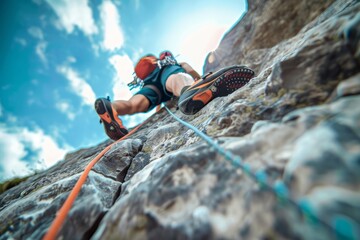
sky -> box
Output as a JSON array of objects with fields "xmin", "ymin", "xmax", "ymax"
[{"xmin": 0, "ymin": 0, "xmax": 246, "ymax": 182}]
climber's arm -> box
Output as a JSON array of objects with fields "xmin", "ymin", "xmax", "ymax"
[
  {"xmin": 180, "ymin": 62, "xmax": 201, "ymax": 80},
  {"xmin": 112, "ymin": 94, "xmax": 150, "ymax": 115}
]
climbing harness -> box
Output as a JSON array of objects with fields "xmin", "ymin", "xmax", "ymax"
[
  {"xmin": 128, "ymin": 55, "xmax": 179, "ymax": 90},
  {"xmin": 44, "ymin": 106, "xmax": 358, "ymax": 240}
]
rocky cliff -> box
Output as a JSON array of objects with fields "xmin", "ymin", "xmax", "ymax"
[{"xmin": 1, "ymin": 0, "xmax": 360, "ymax": 239}]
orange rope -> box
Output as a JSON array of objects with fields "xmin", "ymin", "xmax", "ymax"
[{"xmin": 43, "ymin": 122, "xmax": 145, "ymax": 240}]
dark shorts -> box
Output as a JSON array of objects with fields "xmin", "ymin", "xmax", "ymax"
[{"xmin": 135, "ymin": 65, "xmax": 185, "ymax": 110}]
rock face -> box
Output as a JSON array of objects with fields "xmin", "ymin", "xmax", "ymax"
[{"xmin": 1, "ymin": 0, "xmax": 360, "ymax": 239}]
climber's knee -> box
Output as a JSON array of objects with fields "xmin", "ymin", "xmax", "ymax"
[{"xmin": 166, "ymin": 73, "xmax": 194, "ymax": 97}]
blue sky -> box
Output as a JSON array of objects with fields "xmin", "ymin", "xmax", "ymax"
[{"xmin": 0, "ymin": 0, "xmax": 246, "ymax": 182}]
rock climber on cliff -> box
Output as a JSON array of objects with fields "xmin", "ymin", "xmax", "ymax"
[{"xmin": 94, "ymin": 50, "xmax": 255, "ymax": 140}]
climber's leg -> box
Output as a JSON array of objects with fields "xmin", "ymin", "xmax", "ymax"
[{"xmin": 165, "ymin": 72, "xmax": 194, "ymax": 97}]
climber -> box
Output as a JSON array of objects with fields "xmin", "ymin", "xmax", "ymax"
[{"xmin": 94, "ymin": 50, "xmax": 255, "ymax": 140}]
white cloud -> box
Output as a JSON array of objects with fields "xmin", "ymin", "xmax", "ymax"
[
  {"xmin": 21, "ymin": 128, "xmax": 70, "ymax": 166},
  {"xmin": 109, "ymin": 54, "xmax": 133, "ymax": 100},
  {"xmin": 100, "ymin": 0, "xmax": 124, "ymax": 51},
  {"xmin": 28, "ymin": 26, "xmax": 44, "ymax": 39},
  {"xmin": 0, "ymin": 130, "xmax": 29, "ymax": 181},
  {"xmin": 45, "ymin": 0, "xmax": 98, "ymax": 36},
  {"xmin": 28, "ymin": 26, "xmax": 48, "ymax": 65},
  {"xmin": 32, "ymin": 0, "xmax": 42, "ymax": 5},
  {"xmin": 31, "ymin": 79, "xmax": 39, "ymax": 85},
  {"xmin": 27, "ymin": 91, "xmax": 36, "ymax": 106},
  {"xmin": 57, "ymin": 65, "xmax": 96, "ymax": 106},
  {"xmin": 123, "ymin": 110, "xmax": 154, "ymax": 128},
  {"xmin": 67, "ymin": 56, "xmax": 76, "ymax": 63},
  {"xmin": 36, "ymin": 41, "xmax": 48, "ymax": 65},
  {"xmin": 1, "ymin": 85, "xmax": 10, "ymax": 90},
  {"xmin": 0, "ymin": 124, "xmax": 72, "ymax": 182},
  {"xmin": 7, "ymin": 114, "xmax": 17, "ymax": 123},
  {"xmin": 15, "ymin": 38, "xmax": 27, "ymax": 46},
  {"xmin": 56, "ymin": 101, "xmax": 76, "ymax": 120}
]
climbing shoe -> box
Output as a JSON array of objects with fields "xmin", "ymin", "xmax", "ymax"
[
  {"xmin": 94, "ymin": 97, "xmax": 128, "ymax": 140},
  {"xmin": 178, "ymin": 65, "xmax": 255, "ymax": 115}
]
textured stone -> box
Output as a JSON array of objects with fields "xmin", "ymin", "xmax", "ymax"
[
  {"xmin": 124, "ymin": 152, "xmax": 151, "ymax": 182},
  {"xmin": 284, "ymin": 96, "xmax": 360, "ymax": 195},
  {"xmin": 92, "ymin": 97, "xmax": 360, "ymax": 239},
  {"xmin": 0, "ymin": 140, "xmax": 111, "ymax": 213},
  {"xmin": 92, "ymin": 139, "xmax": 143, "ymax": 181},
  {"xmin": 0, "ymin": 139, "xmax": 142, "ymax": 239},
  {"xmin": 0, "ymin": 171, "xmax": 121, "ymax": 240},
  {"xmin": 1, "ymin": 0, "xmax": 360, "ymax": 239},
  {"xmin": 332, "ymin": 73, "xmax": 360, "ymax": 100},
  {"xmin": 203, "ymin": 0, "xmax": 337, "ymax": 73}
]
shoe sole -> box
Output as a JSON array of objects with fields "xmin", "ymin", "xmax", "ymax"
[
  {"xmin": 94, "ymin": 98, "xmax": 128, "ymax": 140},
  {"xmin": 179, "ymin": 66, "xmax": 255, "ymax": 115}
]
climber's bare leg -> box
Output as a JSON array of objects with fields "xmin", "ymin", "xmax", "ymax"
[
  {"xmin": 166, "ymin": 73, "xmax": 195, "ymax": 97},
  {"xmin": 112, "ymin": 94, "xmax": 150, "ymax": 115}
]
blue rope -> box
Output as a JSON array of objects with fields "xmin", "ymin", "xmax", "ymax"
[{"xmin": 164, "ymin": 106, "xmax": 358, "ymax": 240}]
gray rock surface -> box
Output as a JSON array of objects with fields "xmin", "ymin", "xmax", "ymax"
[
  {"xmin": 1, "ymin": 0, "xmax": 360, "ymax": 239},
  {"xmin": 0, "ymin": 139, "xmax": 142, "ymax": 239}
]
